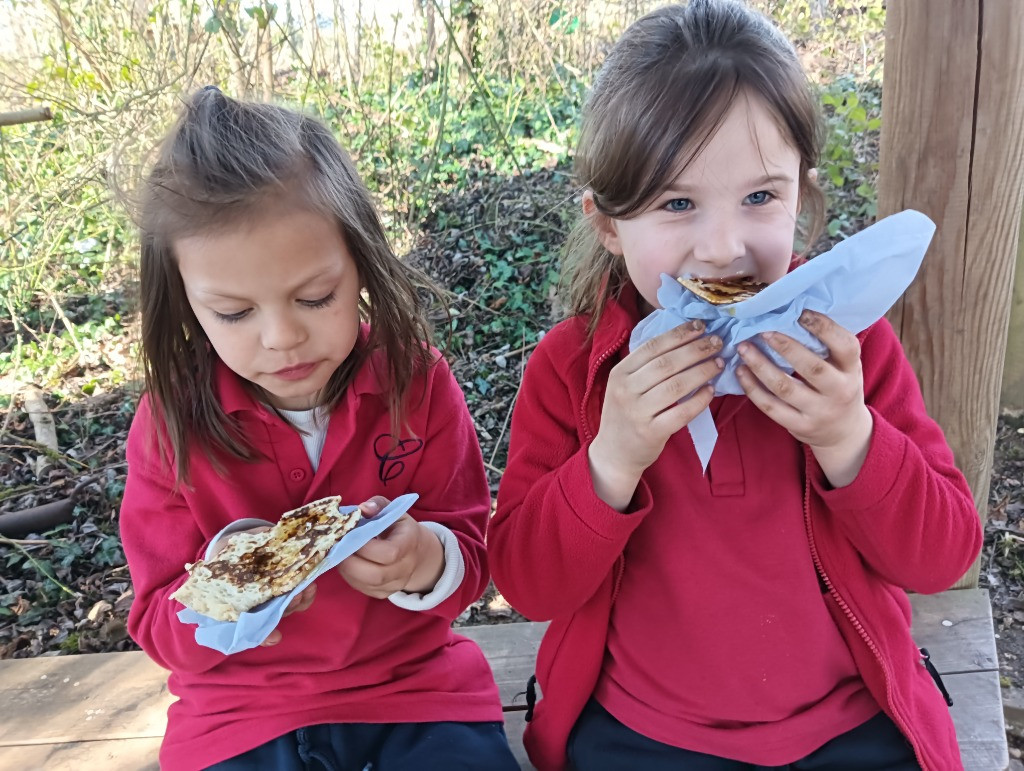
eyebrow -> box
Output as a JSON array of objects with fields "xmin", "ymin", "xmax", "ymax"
[
  {"xmin": 662, "ymin": 172, "xmax": 796, "ymax": 196},
  {"xmin": 747, "ymin": 172, "xmax": 795, "ymax": 187},
  {"xmin": 196, "ymin": 267, "xmax": 343, "ymax": 301}
]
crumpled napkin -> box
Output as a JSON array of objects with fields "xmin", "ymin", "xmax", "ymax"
[
  {"xmin": 628, "ymin": 209, "xmax": 936, "ymax": 471},
  {"xmin": 176, "ymin": 493, "xmax": 419, "ymax": 654}
]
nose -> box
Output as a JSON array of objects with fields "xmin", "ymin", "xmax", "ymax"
[
  {"xmin": 690, "ymin": 215, "xmax": 746, "ymax": 272},
  {"xmin": 260, "ymin": 309, "xmax": 307, "ymax": 351}
]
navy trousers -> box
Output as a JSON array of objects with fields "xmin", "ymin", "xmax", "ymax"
[
  {"xmin": 568, "ymin": 699, "xmax": 921, "ymax": 770},
  {"xmin": 206, "ymin": 720, "xmax": 520, "ymax": 771}
]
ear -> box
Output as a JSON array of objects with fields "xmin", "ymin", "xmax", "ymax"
[
  {"xmin": 807, "ymin": 168, "xmax": 818, "ymax": 184},
  {"xmin": 582, "ymin": 190, "xmax": 623, "ymax": 256}
]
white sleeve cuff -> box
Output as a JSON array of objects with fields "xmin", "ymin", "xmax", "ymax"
[
  {"xmin": 388, "ymin": 522, "xmax": 465, "ymax": 611},
  {"xmin": 203, "ymin": 518, "xmax": 273, "ymax": 560}
]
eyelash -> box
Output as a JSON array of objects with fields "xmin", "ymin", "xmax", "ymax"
[
  {"xmin": 213, "ymin": 291, "xmax": 338, "ymax": 324},
  {"xmin": 301, "ymin": 291, "xmax": 337, "ymax": 310}
]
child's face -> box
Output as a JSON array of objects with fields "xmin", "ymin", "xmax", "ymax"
[
  {"xmin": 591, "ymin": 92, "xmax": 803, "ymax": 310},
  {"xmin": 175, "ymin": 208, "xmax": 362, "ymax": 410}
]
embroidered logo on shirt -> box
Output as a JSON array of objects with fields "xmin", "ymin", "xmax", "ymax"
[{"xmin": 373, "ymin": 434, "xmax": 423, "ymax": 485}]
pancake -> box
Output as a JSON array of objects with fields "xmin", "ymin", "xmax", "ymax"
[
  {"xmin": 677, "ymin": 275, "xmax": 768, "ymax": 305},
  {"xmin": 171, "ymin": 495, "xmax": 358, "ymax": 621}
]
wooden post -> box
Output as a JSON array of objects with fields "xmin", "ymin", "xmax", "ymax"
[{"xmin": 878, "ymin": 1, "xmax": 1024, "ymax": 588}]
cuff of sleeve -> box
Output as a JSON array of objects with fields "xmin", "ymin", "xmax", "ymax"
[
  {"xmin": 561, "ymin": 446, "xmax": 654, "ymax": 540},
  {"xmin": 810, "ymin": 407, "xmax": 907, "ymax": 511},
  {"xmin": 203, "ymin": 518, "xmax": 274, "ymax": 560},
  {"xmin": 388, "ymin": 522, "xmax": 464, "ymax": 611}
]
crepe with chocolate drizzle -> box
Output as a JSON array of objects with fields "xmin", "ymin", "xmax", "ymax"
[
  {"xmin": 677, "ymin": 275, "xmax": 768, "ymax": 305},
  {"xmin": 170, "ymin": 495, "xmax": 358, "ymax": 621}
]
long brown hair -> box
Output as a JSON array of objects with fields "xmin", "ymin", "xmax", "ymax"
[
  {"xmin": 134, "ymin": 88, "xmax": 444, "ymax": 484},
  {"xmin": 563, "ymin": 0, "xmax": 826, "ymax": 331}
]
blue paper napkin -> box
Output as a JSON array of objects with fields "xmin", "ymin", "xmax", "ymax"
[
  {"xmin": 176, "ymin": 493, "xmax": 419, "ymax": 654},
  {"xmin": 628, "ymin": 209, "xmax": 936, "ymax": 471}
]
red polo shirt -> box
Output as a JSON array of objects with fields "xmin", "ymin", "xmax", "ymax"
[{"xmin": 121, "ymin": 347, "xmax": 502, "ymax": 771}]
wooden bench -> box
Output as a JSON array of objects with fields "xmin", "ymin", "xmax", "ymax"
[{"xmin": 0, "ymin": 589, "xmax": 1007, "ymax": 769}]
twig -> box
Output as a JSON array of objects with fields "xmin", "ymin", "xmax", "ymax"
[
  {"xmin": 46, "ymin": 291, "xmax": 83, "ymax": 356},
  {"xmin": 429, "ymin": 0, "xmax": 523, "ymax": 176},
  {"xmin": 0, "ymin": 106, "xmax": 53, "ymax": 127},
  {"xmin": 489, "ymin": 331, "xmax": 529, "ymax": 467},
  {"xmin": 0, "ymin": 534, "xmax": 79, "ymax": 597},
  {"xmin": 990, "ymin": 525, "xmax": 1024, "ymax": 536},
  {"xmin": 480, "ymin": 340, "xmax": 540, "ymax": 362},
  {"xmin": 0, "ymin": 484, "xmax": 36, "ymax": 503},
  {"xmin": 0, "ymin": 390, "xmax": 15, "ymax": 438},
  {"xmin": 0, "ymin": 539, "xmax": 51, "ymax": 546},
  {"xmin": 0, "ymin": 436, "xmax": 90, "ymax": 471}
]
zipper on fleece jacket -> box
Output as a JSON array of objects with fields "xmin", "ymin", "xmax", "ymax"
[
  {"xmin": 801, "ymin": 468, "xmax": 928, "ymax": 770},
  {"xmin": 579, "ymin": 330, "xmax": 629, "ymax": 444},
  {"xmin": 521, "ymin": 330, "xmax": 631, "ymax": 727}
]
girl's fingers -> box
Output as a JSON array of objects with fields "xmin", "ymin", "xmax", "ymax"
[
  {"xmin": 643, "ymin": 357, "xmax": 723, "ymax": 411},
  {"xmin": 736, "ymin": 341, "xmax": 809, "ymax": 409},
  {"xmin": 339, "ymin": 554, "xmax": 402, "ymax": 597},
  {"xmin": 636, "ymin": 334, "xmax": 723, "ymax": 394},
  {"xmin": 351, "ymin": 535, "xmax": 402, "ymax": 566},
  {"xmin": 799, "ymin": 311, "xmax": 861, "ymax": 371},
  {"xmin": 260, "ymin": 629, "xmax": 282, "ymax": 647},
  {"xmin": 353, "ymin": 514, "xmax": 417, "ymax": 566},
  {"xmin": 652, "ymin": 384, "xmax": 716, "ymax": 432},
  {"xmin": 759, "ymin": 331, "xmax": 836, "ymax": 393},
  {"xmin": 281, "ymin": 583, "xmax": 317, "ymax": 617},
  {"xmin": 624, "ymin": 320, "xmax": 709, "ymax": 375},
  {"xmin": 358, "ymin": 496, "xmax": 391, "ymax": 518},
  {"xmin": 736, "ymin": 363, "xmax": 803, "ymax": 425}
]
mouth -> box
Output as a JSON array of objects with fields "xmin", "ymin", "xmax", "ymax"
[{"xmin": 272, "ymin": 362, "xmax": 319, "ymax": 381}]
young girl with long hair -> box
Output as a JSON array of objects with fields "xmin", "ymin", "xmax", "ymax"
[
  {"xmin": 490, "ymin": 2, "xmax": 982, "ymax": 769},
  {"xmin": 120, "ymin": 88, "xmax": 518, "ymax": 771}
]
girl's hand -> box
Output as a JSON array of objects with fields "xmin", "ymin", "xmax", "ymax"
[
  {"xmin": 589, "ymin": 321, "xmax": 723, "ymax": 511},
  {"xmin": 736, "ymin": 310, "xmax": 873, "ymax": 488},
  {"xmin": 337, "ymin": 497, "xmax": 445, "ymax": 599},
  {"xmin": 260, "ymin": 584, "xmax": 317, "ymax": 647}
]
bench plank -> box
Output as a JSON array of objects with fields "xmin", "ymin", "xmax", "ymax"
[
  {"xmin": 948, "ymin": 670, "xmax": 1010, "ymax": 771},
  {"xmin": 0, "ymin": 738, "xmax": 161, "ymax": 771},
  {"xmin": 0, "ymin": 651, "xmax": 173, "ymax": 746},
  {"xmin": 459, "ymin": 622, "xmax": 545, "ymax": 709},
  {"xmin": 0, "ymin": 590, "xmax": 1006, "ymax": 771},
  {"xmin": 910, "ymin": 588, "xmax": 999, "ymax": 672},
  {"xmin": 502, "ymin": 710, "xmax": 530, "ymax": 769}
]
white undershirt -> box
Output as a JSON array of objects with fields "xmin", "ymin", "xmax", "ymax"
[
  {"xmin": 277, "ymin": 406, "xmax": 329, "ymax": 470},
  {"xmin": 206, "ymin": 407, "xmax": 465, "ymax": 611}
]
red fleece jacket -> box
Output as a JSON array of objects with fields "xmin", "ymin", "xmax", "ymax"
[
  {"xmin": 121, "ymin": 347, "xmax": 502, "ymax": 770},
  {"xmin": 490, "ymin": 284, "xmax": 982, "ymax": 771}
]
